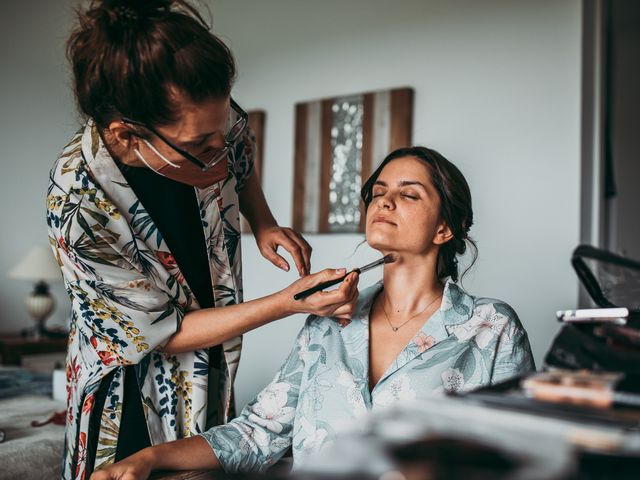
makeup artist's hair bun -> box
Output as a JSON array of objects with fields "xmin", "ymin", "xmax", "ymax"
[
  {"xmin": 89, "ymin": 0, "xmax": 173, "ymax": 28},
  {"xmin": 66, "ymin": 0, "xmax": 235, "ymax": 128}
]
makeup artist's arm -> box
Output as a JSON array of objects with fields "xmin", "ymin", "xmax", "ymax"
[
  {"xmin": 90, "ymin": 435, "xmax": 218, "ymax": 480},
  {"xmin": 163, "ymin": 270, "xmax": 359, "ymax": 354},
  {"xmin": 239, "ymin": 168, "xmax": 312, "ymax": 276},
  {"xmin": 94, "ymin": 303, "xmax": 323, "ymax": 480}
]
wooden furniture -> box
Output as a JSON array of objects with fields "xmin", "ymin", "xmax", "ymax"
[{"xmin": 0, "ymin": 335, "xmax": 67, "ymax": 369}]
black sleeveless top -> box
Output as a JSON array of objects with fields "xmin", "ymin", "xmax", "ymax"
[{"xmin": 86, "ymin": 164, "xmax": 218, "ymax": 473}]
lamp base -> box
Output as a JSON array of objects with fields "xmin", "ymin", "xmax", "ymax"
[{"xmin": 25, "ymin": 287, "xmax": 55, "ymax": 341}]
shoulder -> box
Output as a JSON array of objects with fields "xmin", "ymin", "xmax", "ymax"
[
  {"xmin": 49, "ymin": 124, "xmax": 92, "ymax": 196},
  {"xmin": 471, "ymin": 296, "xmax": 525, "ymax": 335},
  {"xmin": 472, "ymin": 296, "xmax": 520, "ymax": 322},
  {"xmin": 232, "ymin": 126, "xmax": 256, "ymax": 166},
  {"xmin": 444, "ymin": 280, "xmax": 527, "ymax": 343}
]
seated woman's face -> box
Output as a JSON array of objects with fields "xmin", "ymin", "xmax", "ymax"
[{"xmin": 365, "ymin": 156, "xmax": 445, "ymax": 256}]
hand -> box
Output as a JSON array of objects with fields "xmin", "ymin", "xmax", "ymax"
[
  {"xmin": 279, "ymin": 268, "xmax": 359, "ymax": 319},
  {"xmin": 90, "ymin": 449, "xmax": 152, "ymax": 480},
  {"xmin": 254, "ymin": 225, "xmax": 312, "ymax": 276}
]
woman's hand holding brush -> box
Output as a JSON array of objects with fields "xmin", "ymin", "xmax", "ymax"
[{"xmin": 278, "ymin": 269, "xmax": 360, "ymax": 320}]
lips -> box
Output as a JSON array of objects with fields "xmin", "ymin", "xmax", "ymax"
[{"xmin": 372, "ymin": 215, "xmax": 396, "ymax": 226}]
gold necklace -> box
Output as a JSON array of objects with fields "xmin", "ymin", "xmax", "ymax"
[{"xmin": 381, "ymin": 292, "xmax": 443, "ymax": 332}]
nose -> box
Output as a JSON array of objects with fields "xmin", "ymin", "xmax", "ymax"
[{"xmin": 377, "ymin": 192, "xmax": 395, "ymax": 210}]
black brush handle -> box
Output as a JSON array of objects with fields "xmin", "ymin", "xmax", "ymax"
[{"xmin": 293, "ymin": 270, "xmax": 358, "ymax": 300}]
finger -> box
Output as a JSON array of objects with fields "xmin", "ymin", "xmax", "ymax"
[
  {"xmin": 278, "ymin": 230, "xmax": 308, "ymax": 276},
  {"xmin": 337, "ymin": 271, "xmax": 359, "ymax": 297},
  {"xmin": 300, "ymin": 267, "xmax": 346, "ymax": 285},
  {"xmin": 332, "ymin": 287, "xmax": 359, "ymax": 317},
  {"xmin": 295, "ymin": 268, "xmax": 347, "ymax": 303},
  {"xmin": 312, "ymin": 279, "xmax": 352, "ymax": 305},
  {"xmin": 342, "ymin": 275, "xmax": 360, "ymax": 306},
  {"xmin": 327, "ymin": 273, "xmax": 359, "ymax": 313},
  {"xmin": 283, "ymin": 229, "xmax": 312, "ymax": 275},
  {"xmin": 260, "ymin": 243, "xmax": 290, "ymax": 272}
]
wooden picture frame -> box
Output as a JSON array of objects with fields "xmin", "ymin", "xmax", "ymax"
[{"xmin": 293, "ymin": 87, "xmax": 413, "ymax": 234}]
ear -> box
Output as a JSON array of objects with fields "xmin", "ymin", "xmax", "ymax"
[
  {"xmin": 432, "ymin": 220, "xmax": 454, "ymax": 246},
  {"xmin": 106, "ymin": 120, "xmax": 138, "ymax": 150}
]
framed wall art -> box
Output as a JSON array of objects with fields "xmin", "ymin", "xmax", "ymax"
[{"xmin": 292, "ymin": 87, "xmax": 413, "ymax": 234}]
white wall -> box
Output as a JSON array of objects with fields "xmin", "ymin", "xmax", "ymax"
[
  {"xmin": 212, "ymin": 0, "xmax": 583, "ymax": 409},
  {"xmin": 0, "ymin": 0, "xmax": 582, "ymax": 412},
  {"xmin": 0, "ymin": 2, "xmax": 79, "ymax": 334}
]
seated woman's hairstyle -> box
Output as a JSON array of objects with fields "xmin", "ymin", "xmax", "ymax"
[
  {"xmin": 67, "ymin": 0, "xmax": 235, "ymax": 129},
  {"xmin": 361, "ymin": 146, "xmax": 477, "ymax": 282}
]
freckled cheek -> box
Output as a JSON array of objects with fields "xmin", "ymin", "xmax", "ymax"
[{"xmin": 398, "ymin": 213, "xmax": 436, "ymax": 246}]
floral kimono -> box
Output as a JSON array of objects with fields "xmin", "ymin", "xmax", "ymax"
[
  {"xmin": 201, "ymin": 279, "xmax": 535, "ymax": 473},
  {"xmin": 46, "ymin": 119, "xmax": 253, "ymax": 479}
]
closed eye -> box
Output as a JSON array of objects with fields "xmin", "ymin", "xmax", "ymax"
[{"xmin": 186, "ymin": 138, "xmax": 207, "ymax": 149}]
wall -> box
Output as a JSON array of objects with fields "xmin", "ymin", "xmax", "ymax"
[
  {"xmin": 0, "ymin": 2, "xmax": 79, "ymax": 334},
  {"xmin": 0, "ymin": 0, "xmax": 582, "ymax": 411},
  {"xmin": 213, "ymin": 0, "xmax": 583, "ymax": 408}
]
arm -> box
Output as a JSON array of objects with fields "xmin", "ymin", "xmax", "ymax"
[
  {"xmin": 50, "ymin": 178, "xmax": 358, "ymax": 359},
  {"xmin": 90, "ymin": 436, "xmax": 219, "ymax": 480},
  {"xmin": 163, "ymin": 270, "xmax": 359, "ymax": 354},
  {"xmin": 92, "ymin": 323, "xmax": 312, "ymax": 478},
  {"xmin": 194, "ymin": 322, "xmax": 310, "ymax": 473},
  {"xmin": 239, "ymin": 165, "xmax": 277, "ymax": 235},
  {"xmin": 490, "ymin": 306, "xmax": 536, "ymax": 384},
  {"xmin": 239, "ymin": 157, "xmax": 312, "ymax": 277}
]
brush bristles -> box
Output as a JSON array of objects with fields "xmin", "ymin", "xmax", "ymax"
[{"xmin": 383, "ymin": 253, "xmax": 398, "ymax": 264}]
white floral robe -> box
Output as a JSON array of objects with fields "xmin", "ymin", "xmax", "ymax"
[
  {"xmin": 46, "ymin": 119, "xmax": 254, "ymax": 479},
  {"xmin": 201, "ymin": 279, "xmax": 535, "ymax": 473}
]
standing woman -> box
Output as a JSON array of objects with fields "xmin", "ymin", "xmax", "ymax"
[{"xmin": 47, "ymin": 1, "xmax": 358, "ymax": 478}]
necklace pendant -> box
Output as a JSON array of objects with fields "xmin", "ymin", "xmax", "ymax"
[{"xmin": 392, "ymin": 326, "xmax": 399, "ymax": 332}]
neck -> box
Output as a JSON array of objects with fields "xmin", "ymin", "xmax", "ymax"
[{"xmin": 381, "ymin": 251, "xmax": 443, "ymax": 313}]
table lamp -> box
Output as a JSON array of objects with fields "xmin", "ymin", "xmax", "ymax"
[{"xmin": 8, "ymin": 246, "xmax": 62, "ymax": 339}]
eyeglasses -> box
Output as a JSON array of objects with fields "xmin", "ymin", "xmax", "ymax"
[{"xmin": 122, "ymin": 98, "xmax": 248, "ymax": 172}]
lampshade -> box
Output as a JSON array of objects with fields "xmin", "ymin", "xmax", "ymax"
[{"xmin": 9, "ymin": 246, "xmax": 62, "ymax": 281}]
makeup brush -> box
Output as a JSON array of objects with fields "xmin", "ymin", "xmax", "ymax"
[{"xmin": 293, "ymin": 253, "xmax": 397, "ymax": 300}]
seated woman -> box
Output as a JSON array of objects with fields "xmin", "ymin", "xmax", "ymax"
[{"xmin": 92, "ymin": 146, "xmax": 534, "ymax": 479}]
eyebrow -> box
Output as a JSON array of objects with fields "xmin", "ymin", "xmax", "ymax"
[{"xmin": 373, "ymin": 180, "xmax": 428, "ymax": 190}]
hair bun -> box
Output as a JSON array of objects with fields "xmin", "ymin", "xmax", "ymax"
[{"xmin": 97, "ymin": 0, "xmax": 173, "ymax": 24}]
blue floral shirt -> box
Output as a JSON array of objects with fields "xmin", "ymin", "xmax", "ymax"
[{"xmin": 201, "ymin": 279, "xmax": 534, "ymax": 473}]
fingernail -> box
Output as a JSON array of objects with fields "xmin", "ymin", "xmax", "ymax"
[
  {"xmin": 282, "ymin": 264, "xmax": 290, "ymax": 271},
  {"xmin": 336, "ymin": 268, "xmax": 346, "ymax": 275}
]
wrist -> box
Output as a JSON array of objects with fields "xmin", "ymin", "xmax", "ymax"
[
  {"xmin": 273, "ymin": 288, "xmax": 296, "ymax": 317},
  {"xmin": 250, "ymin": 215, "xmax": 278, "ymax": 236},
  {"xmin": 139, "ymin": 446, "xmax": 159, "ymax": 470}
]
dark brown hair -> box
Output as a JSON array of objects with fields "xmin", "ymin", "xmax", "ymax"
[
  {"xmin": 361, "ymin": 146, "xmax": 477, "ymax": 282},
  {"xmin": 67, "ymin": 0, "xmax": 236, "ymax": 128}
]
